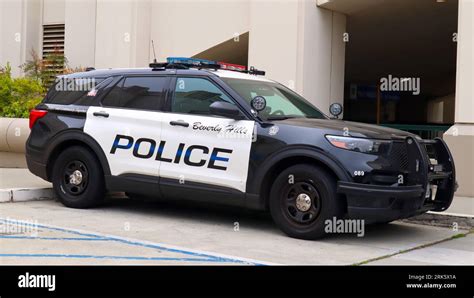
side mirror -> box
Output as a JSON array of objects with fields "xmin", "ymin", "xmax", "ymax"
[
  {"xmin": 209, "ymin": 101, "xmax": 244, "ymax": 120},
  {"xmin": 329, "ymin": 103, "xmax": 343, "ymax": 119}
]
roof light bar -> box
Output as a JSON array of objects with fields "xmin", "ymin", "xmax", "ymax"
[
  {"xmin": 166, "ymin": 57, "xmax": 221, "ymax": 70},
  {"xmin": 167, "ymin": 57, "xmax": 215, "ymax": 65},
  {"xmin": 149, "ymin": 57, "xmax": 265, "ymax": 76},
  {"xmin": 218, "ymin": 62, "xmax": 246, "ymax": 71}
]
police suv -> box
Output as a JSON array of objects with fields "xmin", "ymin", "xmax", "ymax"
[{"xmin": 26, "ymin": 57, "xmax": 457, "ymax": 239}]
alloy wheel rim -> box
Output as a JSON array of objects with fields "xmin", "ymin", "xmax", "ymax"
[
  {"xmin": 62, "ymin": 160, "xmax": 88, "ymax": 196},
  {"xmin": 282, "ymin": 181, "xmax": 321, "ymax": 225}
]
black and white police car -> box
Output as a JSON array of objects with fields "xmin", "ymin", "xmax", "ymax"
[{"xmin": 26, "ymin": 57, "xmax": 457, "ymax": 239}]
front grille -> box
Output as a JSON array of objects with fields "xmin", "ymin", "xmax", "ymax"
[{"xmin": 388, "ymin": 142, "xmax": 409, "ymax": 171}]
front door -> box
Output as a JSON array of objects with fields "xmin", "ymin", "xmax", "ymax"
[{"xmin": 158, "ymin": 77, "xmax": 255, "ymax": 193}]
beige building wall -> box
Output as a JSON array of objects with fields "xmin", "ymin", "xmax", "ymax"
[
  {"xmin": 0, "ymin": 0, "xmax": 41, "ymax": 77},
  {"xmin": 296, "ymin": 1, "xmax": 346, "ymax": 115},
  {"xmin": 150, "ymin": 0, "xmax": 250, "ymax": 62},
  {"xmin": 248, "ymin": 0, "xmax": 299, "ymax": 91},
  {"xmin": 94, "ymin": 0, "xmax": 133, "ymax": 68},
  {"xmin": 0, "ymin": 0, "xmax": 24, "ymax": 77},
  {"xmin": 93, "ymin": 0, "xmax": 152, "ymax": 68},
  {"xmin": 444, "ymin": 0, "xmax": 474, "ymax": 197},
  {"xmin": 1, "ymin": 0, "xmax": 345, "ymax": 113},
  {"xmin": 248, "ymin": 0, "xmax": 346, "ymax": 113},
  {"xmin": 43, "ymin": 0, "xmax": 65, "ymax": 24},
  {"xmin": 64, "ymin": 0, "xmax": 97, "ymax": 69}
]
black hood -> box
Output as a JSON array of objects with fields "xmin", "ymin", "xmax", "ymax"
[{"xmin": 275, "ymin": 118, "xmax": 419, "ymax": 140}]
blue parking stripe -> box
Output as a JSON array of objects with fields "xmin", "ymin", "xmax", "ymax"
[
  {"xmin": 0, "ymin": 253, "xmax": 238, "ymax": 263},
  {"xmin": 0, "ymin": 235, "xmax": 108, "ymax": 241},
  {"xmin": 0, "ymin": 218, "xmax": 263, "ymax": 265}
]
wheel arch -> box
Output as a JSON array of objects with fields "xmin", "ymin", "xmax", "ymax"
[
  {"xmin": 249, "ymin": 146, "xmax": 351, "ymax": 210},
  {"xmin": 45, "ymin": 129, "xmax": 111, "ymax": 180}
]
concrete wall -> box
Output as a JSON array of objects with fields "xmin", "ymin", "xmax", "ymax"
[
  {"xmin": 0, "ymin": 0, "xmax": 41, "ymax": 77},
  {"xmin": 0, "ymin": 0, "xmax": 23, "ymax": 76},
  {"xmin": 0, "ymin": 118, "xmax": 29, "ymax": 168},
  {"xmin": 150, "ymin": 0, "xmax": 250, "ymax": 61},
  {"xmin": 296, "ymin": 1, "xmax": 346, "ymax": 114},
  {"xmin": 248, "ymin": 0, "xmax": 299, "ymax": 89},
  {"xmin": 1, "ymin": 0, "xmax": 346, "ymax": 113},
  {"xmin": 248, "ymin": 0, "xmax": 346, "ymax": 113},
  {"xmin": 64, "ymin": 0, "xmax": 97, "ymax": 69},
  {"xmin": 444, "ymin": 0, "xmax": 474, "ymax": 197},
  {"xmin": 0, "ymin": 0, "xmax": 41, "ymax": 76},
  {"xmin": 43, "ymin": 0, "xmax": 65, "ymax": 24}
]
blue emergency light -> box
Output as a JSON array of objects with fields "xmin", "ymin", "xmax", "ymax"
[
  {"xmin": 150, "ymin": 57, "xmax": 265, "ymax": 76},
  {"xmin": 166, "ymin": 57, "xmax": 217, "ymax": 65}
]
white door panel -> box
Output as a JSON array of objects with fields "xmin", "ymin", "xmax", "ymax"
[{"xmin": 159, "ymin": 113, "xmax": 254, "ymax": 192}]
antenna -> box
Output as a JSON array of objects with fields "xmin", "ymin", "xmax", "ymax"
[{"xmin": 151, "ymin": 40, "xmax": 157, "ymax": 63}]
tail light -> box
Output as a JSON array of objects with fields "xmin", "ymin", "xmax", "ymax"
[{"xmin": 29, "ymin": 109, "xmax": 48, "ymax": 129}]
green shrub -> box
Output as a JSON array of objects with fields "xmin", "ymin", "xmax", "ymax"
[
  {"xmin": 0, "ymin": 63, "xmax": 45, "ymax": 118},
  {"xmin": 1, "ymin": 50, "xmax": 85, "ymax": 118}
]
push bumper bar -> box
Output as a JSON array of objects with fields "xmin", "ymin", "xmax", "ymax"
[{"xmin": 337, "ymin": 137, "xmax": 457, "ymax": 223}]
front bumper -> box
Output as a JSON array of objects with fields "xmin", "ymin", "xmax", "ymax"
[{"xmin": 337, "ymin": 137, "xmax": 457, "ymax": 223}]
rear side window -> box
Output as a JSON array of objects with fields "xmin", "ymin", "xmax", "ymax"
[
  {"xmin": 45, "ymin": 77, "xmax": 105, "ymax": 105},
  {"xmin": 101, "ymin": 76, "xmax": 169, "ymax": 111}
]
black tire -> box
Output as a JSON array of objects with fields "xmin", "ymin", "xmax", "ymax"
[
  {"xmin": 52, "ymin": 146, "xmax": 105, "ymax": 208},
  {"xmin": 269, "ymin": 164, "xmax": 344, "ymax": 240}
]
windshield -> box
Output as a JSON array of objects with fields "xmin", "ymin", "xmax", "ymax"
[{"xmin": 222, "ymin": 78, "xmax": 327, "ymax": 120}]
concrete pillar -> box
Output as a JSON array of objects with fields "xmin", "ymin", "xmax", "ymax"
[
  {"xmin": 248, "ymin": 0, "xmax": 299, "ymax": 90},
  {"xmin": 0, "ymin": 0, "xmax": 41, "ymax": 76},
  {"xmin": 65, "ymin": 0, "xmax": 97, "ymax": 69},
  {"xmin": 443, "ymin": 0, "xmax": 474, "ymax": 197},
  {"xmin": 94, "ymin": 0, "xmax": 151, "ymax": 69},
  {"xmin": 248, "ymin": 0, "xmax": 346, "ymax": 116},
  {"xmin": 296, "ymin": 0, "xmax": 346, "ymax": 116}
]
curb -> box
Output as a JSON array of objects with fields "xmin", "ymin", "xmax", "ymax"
[
  {"xmin": 0, "ymin": 187, "xmax": 54, "ymax": 203},
  {"xmin": 402, "ymin": 212, "xmax": 473, "ymax": 230}
]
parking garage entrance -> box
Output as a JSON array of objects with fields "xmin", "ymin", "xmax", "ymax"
[{"xmin": 343, "ymin": 0, "xmax": 458, "ymax": 138}]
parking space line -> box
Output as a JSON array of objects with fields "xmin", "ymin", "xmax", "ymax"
[
  {"xmin": 0, "ymin": 217, "xmax": 274, "ymax": 265},
  {"xmin": 0, "ymin": 235, "xmax": 108, "ymax": 241},
  {"xmin": 0, "ymin": 253, "xmax": 243, "ymax": 263}
]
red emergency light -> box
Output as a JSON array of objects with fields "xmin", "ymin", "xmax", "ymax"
[{"xmin": 218, "ymin": 62, "xmax": 246, "ymax": 71}]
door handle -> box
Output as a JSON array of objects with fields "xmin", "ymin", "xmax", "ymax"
[
  {"xmin": 169, "ymin": 120, "xmax": 189, "ymax": 127},
  {"xmin": 93, "ymin": 111, "xmax": 109, "ymax": 118}
]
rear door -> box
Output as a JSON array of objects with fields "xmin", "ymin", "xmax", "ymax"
[
  {"xmin": 158, "ymin": 76, "xmax": 255, "ymax": 193},
  {"xmin": 84, "ymin": 75, "xmax": 170, "ymax": 178}
]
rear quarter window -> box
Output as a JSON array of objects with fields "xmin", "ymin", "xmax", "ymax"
[{"xmin": 44, "ymin": 77, "xmax": 106, "ymax": 106}]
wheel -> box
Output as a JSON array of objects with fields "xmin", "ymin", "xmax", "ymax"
[
  {"xmin": 52, "ymin": 146, "xmax": 105, "ymax": 208},
  {"xmin": 269, "ymin": 164, "xmax": 344, "ymax": 240}
]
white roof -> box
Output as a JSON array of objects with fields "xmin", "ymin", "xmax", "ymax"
[{"xmin": 210, "ymin": 69, "xmax": 274, "ymax": 82}]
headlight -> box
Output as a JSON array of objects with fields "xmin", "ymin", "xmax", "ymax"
[{"xmin": 325, "ymin": 135, "xmax": 391, "ymax": 154}]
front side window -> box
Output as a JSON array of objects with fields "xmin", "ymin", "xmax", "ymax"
[
  {"xmin": 102, "ymin": 76, "xmax": 168, "ymax": 111},
  {"xmin": 222, "ymin": 78, "xmax": 327, "ymax": 120},
  {"xmin": 172, "ymin": 77, "xmax": 235, "ymax": 115}
]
